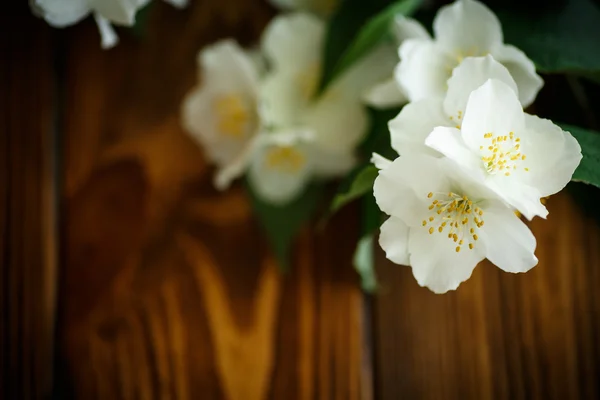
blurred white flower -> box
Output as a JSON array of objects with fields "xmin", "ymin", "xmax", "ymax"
[
  {"xmin": 389, "ymin": 55, "xmax": 518, "ymax": 157},
  {"xmin": 425, "ymin": 78, "xmax": 582, "ymax": 220},
  {"xmin": 268, "ymin": 0, "xmax": 340, "ymax": 17},
  {"xmin": 396, "ymin": 0, "xmax": 543, "ymax": 106},
  {"xmin": 181, "ymin": 39, "xmax": 261, "ymax": 190},
  {"xmin": 32, "ymin": 0, "xmax": 187, "ymax": 49},
  {"xmin": 373, "ymin": 152, "xmax": 538, "ymax": 294},
  {"xmin": 250, "ymin": 13, "xmax": 394, "ymax": 204},
  {"xmin": 363, "ymin": 15, "xmax": 429, "ymax": 109}
]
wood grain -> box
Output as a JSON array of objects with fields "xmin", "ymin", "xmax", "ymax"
[
  {"xmin": 373, "ymin": 192, "xmax": 600, "ymax": 400},
  {"xmin": 57, "ymin": 2, "xmax": 368, "ymax": 398},
  {"xmin": 1, "ymin": 3, "xmax": 59, "ymax": 399}
]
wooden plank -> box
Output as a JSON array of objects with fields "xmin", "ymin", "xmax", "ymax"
[
  {"xmin": 372, "ymin": 192, "xmax": 600, "ymax": 399},
  {"xmin": 0, "ymin": 3, "xmax": 59, "ymax": 399},
  {"xmin": 57, "ymin": 2, "xmax": 368, "ymax": 398}
]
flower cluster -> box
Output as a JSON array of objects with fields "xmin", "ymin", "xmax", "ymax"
[
  {"xmin": 31, "ymin": 0, "xmax": 187, "ymax": 48},
  {"xmin": 372, "ymin": 0, "xmax": 582, "ymax": 293},
  {"xmin": 182, "ymin": 12, "xmax": 395, "ymax": 205}
]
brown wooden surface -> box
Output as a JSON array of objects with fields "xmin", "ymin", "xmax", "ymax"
[
  {"xmin": 1, "ymin": 4, "xmax": 59, "ymax": 399},
  {"xmin": 3, "ymin": 1, "xmax": 600, "ymax": 399},
  {"xmin": 58, "ymin": 2, "xmax": 368, "ymax": 399}
]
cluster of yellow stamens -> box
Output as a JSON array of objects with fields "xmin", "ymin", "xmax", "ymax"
[
  {"xmin": 422, "ymin": 191, "xmax": 484, "ymax": 253},
  {"xmin": 265, "ymin": 146, "xmax": 306, "ymax": 173},
  {"xmin": 214, "ymin": 94, "xmax": 250, "ymax": 138},
  {"xmin": 480, "ymin": 131, "xmax": 528, "ymax": 175}
]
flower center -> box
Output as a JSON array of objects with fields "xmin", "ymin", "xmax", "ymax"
[
  {"xmin": 479, "ymin": 131, "xmax": 529, "ymax": 176},
  {"xmin": 214, "ymin": 94, "xmax": 250, "ymax": 138},
  {"xmin": 265, "ymin": 146, "xmax": 306, "ymax": 173},
  {"xmin": 422, "ymin": 191, "xmax": 484, "ymax": 253}
]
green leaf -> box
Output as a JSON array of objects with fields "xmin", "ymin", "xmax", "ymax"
[
  {"xmin": 331, "ymin": 165, "xmax": 378, "ymax": 213},
  {"xmin": 560, "ymin": 124, "xmax": 600, "ymax": 187},
  {"xmin": 320, "ymin": 0, "xmax": 422, "ymax": 91},
  {"xmin": 359, "ymin": 107, "xmax": 401, "ymax": 159},
  {"xmin": 247, "ymin": 183, "xmax": 322, "ymax": 271},
  {"xmin": 497, "ymin": 0, "xmax": 600, "ymax": 73},
  {"xmin": 132, "ymin": 2, "xmax": 153, "ymax": 38},
  {"xmin": 353, "ymin": 234, "xmax": 378, "ymax": 292}
]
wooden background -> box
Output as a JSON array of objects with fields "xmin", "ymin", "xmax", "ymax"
[{"xmin": 3, "ymin": 1, "xmax": 600, "ymax": 399}]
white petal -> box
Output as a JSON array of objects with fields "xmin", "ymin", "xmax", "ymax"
[
  {"xmin": 363, "ymin": 78, "xmax": 407, "ymax": 109},
  {"xmin": 268, "ymin": 0, "xmax": 339, "ymax": 16},
  {"xmin": 444, "ymin": 55, "xmax": 518, "ymax": 119},
  {"xmin": 521, "ymin": 115, "xmax": 582, "ymax": 197},
  {"xmin": 481, "ymin": 203, "xmax": 538, "ymax": 273},
  {"xmin": 392, "ymin": 16, "xmax": 431, "ymax": 43},
  {"xmin": 461, "ymin": 79, "xmax": 525, "ymax": 152},
  {"xmin": 94, "ymin": 14, "xmax": 119, "ymax": 49},
  {"xmin": 214, "ymin": 135, "xmax": 262, "ymax": 190},
  {"xmin": 388, "ymin": 98, "xmax": 449, "ymax": 157},
  {"xmin": 425, "ymin": 126, "xmax": 482, "ymax": 172},
  {"xmin": 371, "ymin": 153, "xmax": 393, "ymax": 170},
  {"xmin": 91, "ymin": 0, "xmax": 148, "ymax": 26},
  {"xmin": 302, "ymin": 97, "xmax": 368, "ymax": 154},
  {"xmin": 34, "ymin": 0, "xmax": 90, "ymax": 27},
  {"xmin": 396, "ymin": 40, "xmax": 454, "ymax": 102},
  {"xmin": 487, "ymin": 178, "xmax": 547, "ymax": 220},
  {"xmin": 248, "ymin": 131, "xmax": 313, "ymax": 205},
  {"xmin": 260, "ymin": 70, "xmax": 309, "ymax": 128},
  {"xmin": 492, "ymin": 44, "xmax": 544, "ymax": 108},
  {"xmin": 433, "ymin": 0, "xmax": 502, "ymax": 54},
  {"xmin": 261, "ymin": 13, "xmax": 325, "ymax": 74},
  {"xmin": 379, "ymin": 217, "xmax": 410, "ymax": 265},
  {"xmin": 333, "ymin": 44, "xmax": 400, "ymax": 100},
  {"xmin": 311, "ymin": 148, "xmax": 356, "ymax": 178},
  {"xmin": 373, "ymin": 154, "xmax": 451, "ymax": 226},
  {"xmin": 408, "ymin": 227, "xmax": 485, "ymax": 293}
]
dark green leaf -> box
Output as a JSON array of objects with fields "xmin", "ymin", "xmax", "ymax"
[
  {"xmin": 247, "ymin": 182, "xmax": 322, "ymax": 271},
  {"xmin": 359, "ymin": 107, "xmax": 401, "ymax": 159},
  {"xmin": 560, "ymin": 124, "xmax": 600, "ymax": 187},
  {"xmin": 497, "ymin": 0, "xmax": 600, "ymax": 73},
  {"xmin": 331, "ymin": 165, "xmax": 378, "ymax": 213},
  {"xmin": 132, "ymin": 2, "xmax": 153, "ymax": 38},
  {"xmin": 353, "ymin": 234, "xmax": 378, "ymax": 292},
  {"xmin": 320, "ymin": 0, "xmax": 422, "ymax": 91}
]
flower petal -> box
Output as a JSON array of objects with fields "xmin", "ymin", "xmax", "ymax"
[
  {"xmin": 379, "ymin": 217, "xmax": 410, "ymax": 265},
  {"xmin": 487, "ymin": 178, "xmax": 547, "ymax": 220},
  {"xmin": 371, "ymin": 153, "xmax": 393, "ymax": 170},
  {"xmin": 388, "ymin": 98, "xmax": 449, "ymax": 157},
  {"xmin": 91, "ymin": 0, "xmax": 149, "ymax": 26},
  {"xmin": 260, "ymin": 70, "xmax": 309, "ymax": 128},
  {"xmin": 444, "ymin": 55, "xmax": 517, "ymax": 120},
  {"xmin": 311, "ymin": 148, "xmax": 356, "ymax": 178},
  {"xmin": 302, "ymin": 97, "xmax": 368, "ymax": 154},
  {"xmin": 481, "ymin": 202, "xmax": 538, "ymax": 273},
  {"xmin": 396, "ymin": 39, "xmax": 454, "ymax": 102},
  {"xmin": 261, "ymin": 13, "xmax": 324, "ymax": 74},
  {"xmin": 34, "ymin": 0, "xmax": 90, "ymax": 27},
  {"xmin": 373, "ymin": 154, "xmax": 451, "ymax": 226},
  {"xmin": 425, "ymin": 126, "xmax": 482, "ymax": 172},
  {"xmin": 363, "ymin": 78, "xmax": 407, "ymax": 109},
  {"xmin": 214, "ymin": 135, "xmax": 262, "ymax": 190},
  {"xmin": 408, "ymin": 226, "xmax": 485, "ymax": 293},
  {"xmin": 521, "ymin": 115, "xmax": 582, "ymax": 197},
  {"xmin": 392, "ymin": 15, "xmax": 431, "ymax": 43},
  {"xmin": 94, "ymin": 14, "xmax": 119, "ymax": 49},
  {"xmin": 247, "ymin": 131, "xmax": 313, "ymax": 205},
  {"xmin": 433, "ymin": 0, "xmax": 503, "ymax": 54},
  {"xmin": 461, "ymin": 79, "xmax": 525, "ymax": 152},
  {"xmin": 492, "ymin": 44, "xmax": 543, "ymax": 108}
]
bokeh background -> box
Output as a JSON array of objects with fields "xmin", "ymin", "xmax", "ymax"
[{"xmin": 2, "ymin": 0, "xmax": 600, "ymax": 399}]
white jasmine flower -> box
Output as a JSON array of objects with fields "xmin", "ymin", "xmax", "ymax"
[
  {"xmin": 249, "ymin": 13, "xmax": 393, "ymax": 204},
  {"xmin": 389, "ymin": 55, "xmax": 517, "ymax": 157},
  {"xmin": 425, "ymin": 78, "xmax": 582, "ymax": 220},
  {"xmin": 268, "ymin": 0, "xmax": 340, "ymax": 17},
  {"xmin": 363, "ymin": 15, "xmax": 429, "ymax": 109},
  {"xmin": 373, "ymin": 153, "xmax": 538, "ymax": 294},
  {"xmin": 32, "ymin": 0, "xmax": 187, "ymax": 49},
  {"xmin": 396, "ymin": 0, "xmax": 543, "ymax": 106},
  {"xmin": 181, "ymin": 39, "xmax": 261, "ymax": 189}
]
